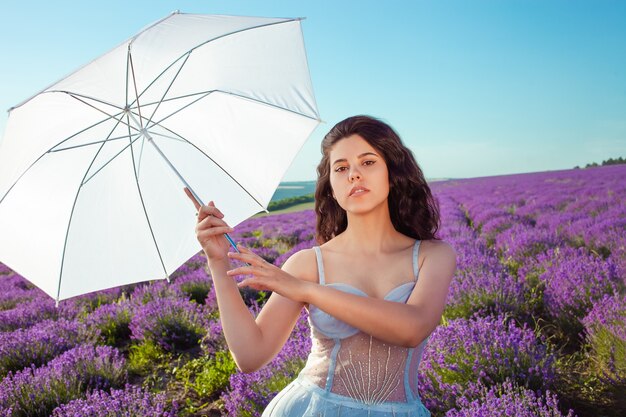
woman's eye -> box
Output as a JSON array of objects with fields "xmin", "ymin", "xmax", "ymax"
[
  {"xmin": 334, "ymin": 166, "xmax": 347, "ymax": 173},
  {"xmin": 363, "ymin": 160, "xmax": 375, "ymax": 166}
]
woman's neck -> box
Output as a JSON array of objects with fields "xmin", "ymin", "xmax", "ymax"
[{"xmin": 337, "ymin": 203, "xmax": 407, "ymax": 255}]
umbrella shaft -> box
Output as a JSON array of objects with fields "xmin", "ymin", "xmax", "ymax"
[{"xmin": 141, "ymin": 127, "xmax": 240, "ymax": 254}]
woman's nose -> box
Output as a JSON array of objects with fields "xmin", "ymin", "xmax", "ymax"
[{"xmin": 349, "ymin": 168, "xmax": 361, "ymax": 182}]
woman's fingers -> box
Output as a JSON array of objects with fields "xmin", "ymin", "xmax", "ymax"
[
  {"xmin": 227, "ymin": 250, "xmax": 267, "ymax": 266},
  {"xmin": 197, "ymin": 213, "xmax": 230, "ymax": 230},
  {"xmin": 226, "ymin": 266, "xmax": 253, "ymax": 277},
  {"xmin": 197, "ymin": 204, "xmax": 224, "ymax": 221},
  {"xmin": 197, "ymin": 226, "xmax": 234, "ymax": 239},
  {"xmin": 183, "ymin": 187, "xmax": 201, "ymax": 210},
  {"xmin": 237, "ymin": 279, "xmax": 269, "ymax": 291}
]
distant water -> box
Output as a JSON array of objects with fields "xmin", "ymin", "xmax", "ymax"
[{"xmin": 270, "ymin": 181, "xmax": 316, "ymax": 202}]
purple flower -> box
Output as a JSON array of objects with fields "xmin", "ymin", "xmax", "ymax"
[
  {"xmin": 51, "ymin": 384, "xmax": 178, "ymax": 416},
  {"xmin": 581, "ymin": 292, "xmax": 626, "ymax": 386},
  {"xmin": 83, "ymin": 301, "xmax": 134, "ymax": 347},
  {"xmin": 129, "ymin": 297, "xmax": 211, "ymax": 352},
  {"xmin": 418, "ymin": 314, "xmax": 555, "ymax": 413},
  {"xmin": 446, "ymin": 379, "xmax": 576, "ymax": 417},
  {"xmin": 0, "ymin": 345, "xmax": 126, "ymax": 415},
  {"xmin": 521, "ymin": 246, "xmax": 624, "ymax": 340},
  {"xmin": 222, "ymin": 310, "xmax": 311, "ymax": 416},
  {"xmin": 0, "ymin": 318, "xmax": 82, "ymax": 378}
]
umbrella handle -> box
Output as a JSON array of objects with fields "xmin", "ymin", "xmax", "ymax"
[
  {"xmin": 183, "ymin": 186, "xmax": 240, "ymax": 253},
  {"xmin": 224, "ymin": 233, "xmax": 240, "ymax": 253}
]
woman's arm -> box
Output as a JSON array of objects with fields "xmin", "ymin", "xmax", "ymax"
[
  {"xmin": 230, "ymin": 240, "xmax": 456, "ymax": 348},
  {"xmin": 185, "ymin": 189, "xmax": 312, "ymax": 372},
  {"xmin": 209, "ymin": 251, "xmax": 311, "ymax": 372}
]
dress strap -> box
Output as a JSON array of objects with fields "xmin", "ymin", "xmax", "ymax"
[
  {"xmin": 412, "ymin": 240, "xmax": 421, "ymax": 281},
  {"xmin": 313, "ymin": 246, "xmax": 326, "ymax": 285}
]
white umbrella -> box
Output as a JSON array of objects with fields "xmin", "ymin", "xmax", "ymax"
[{"xmin": 0, "ymin": 12, "xmax": 320, "ymax": 302}]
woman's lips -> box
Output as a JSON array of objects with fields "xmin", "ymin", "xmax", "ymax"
[{"xmin": 349, "ymin": 186, "xmax": 369, "ymax": 196}]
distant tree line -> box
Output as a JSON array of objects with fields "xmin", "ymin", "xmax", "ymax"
[
  {"xmin": 267, "ymin": 193, "xmax": 315, "ymax": 211},
  {"xmin": 574, "ymin": 156, "xmax": 625, "ymax": 169}
]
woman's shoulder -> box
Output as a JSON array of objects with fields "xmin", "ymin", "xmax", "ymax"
[
  {"xmin": 419, "ymin": 238, "xmax": 457, "ymax": 264},
  {"xmin": 281, "ymin": 246, "xmax": 319, "ymax": 284}
]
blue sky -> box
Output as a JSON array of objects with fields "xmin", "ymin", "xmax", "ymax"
[{"xmin": 1, "ymin": 0, "xmax": 624, "ymax": 181}]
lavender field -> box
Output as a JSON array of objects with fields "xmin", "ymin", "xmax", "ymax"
[{"xmin": 0, "ymin": 164, "xmax": 624, "ymax": 416}]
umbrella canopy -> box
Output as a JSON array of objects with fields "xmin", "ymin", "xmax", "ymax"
[{"xmin": 0, "ymin": 12, "xmax": 320, "ymax": 302}]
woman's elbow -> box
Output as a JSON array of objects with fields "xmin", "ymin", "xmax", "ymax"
[
  {"xmin": 232, "ymin": 352, "xmax": 272, "ymax": 374},
  {"xmin": 234, "ymin": 358, "xmax": 262, "ymax": 374},
  {"xmin": 402, "ymin": 321, "xmax": 436, "ymax": 348},
  {"xmin": 402, "ymin": 332, "xmax": 426, "ymax": 348},
  {"xmin": 237, "ymin": 363, "xmax": 260, "ymax": 374}
]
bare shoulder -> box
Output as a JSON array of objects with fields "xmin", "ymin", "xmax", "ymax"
[
  {"xmin": 280, "ymin": 247, "xmax": 319, "ymax": 284},
  {"xmin": 420, "ymin": 239, "xmax": 457, "ymax": 267}
]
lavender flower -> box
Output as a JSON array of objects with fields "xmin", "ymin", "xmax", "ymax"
[
  {"xmin": 129, "ymin": 297, "xmax": 211, "ymax": 352},
  {"xmin": 0, "ymin": 319, "xmax": 82, "ymax": 378},
  {"xmin": 171, "ymin": 267, "xmax": 215, "ymax": 307},
  {"xmin": 51, "ymin": 384, "xmax": 178, "ymax": 416},
  {"xmin": 0, "ymin": 345, "xmax": 126, "ymax": 415},
  {"xmin": 418, "ymin": 314, "xmax": 555, "ymax": 413},
  {"xmin": 0, "ymin": 296, "xmax": 58, "ymax": 332},
  {"xmin": 130, "ymin": 279, "xmax": 183, "ymax": 305},
  {"xmin": 222, "ymin": 311, "xmax": 311, "ymax": 416},
  {"xmin": 446, "ymin": 379, "xmax": 576, "ymax": 417},
  {"xmin": 581, "ymin": 292, "xmax": 626, "ymax": 386},
  {"xmin": 83, "ymin": 301, "xmax": 134, "ymax": 347},
  {"xmin": 535, "ymin": 246, "xmax": 623, "ymax": 339}
]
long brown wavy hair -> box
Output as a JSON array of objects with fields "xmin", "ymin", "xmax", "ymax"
[{"xmin": 315, "ymin": 115, "xmax": 440, "ymax": 244}]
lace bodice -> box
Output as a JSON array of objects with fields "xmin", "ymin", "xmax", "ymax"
[{"xmin": 299, "ymin": 242, "xmax": 429, "ymax": 405}]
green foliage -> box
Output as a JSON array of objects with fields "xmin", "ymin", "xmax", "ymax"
[
  {"xmin": 588, "ymin": 326, "xmax": 626, "ymax": 379},
  {"xmin": 176, "ymin": 351, "xmax": 237, "ymax": 402},
  {"xmin": 577, "ymin": 156, "xmax": 626, "ymax": 169},
  {"xmin": 179, "ymin": 280, "xmax": 212, "ymax": 305},
  {"xmin": 96, "ymin": 309, "xmax": 132, "ymax": 348},
  {"xmin": 444, "ymin": 291, "xmax": 514, "ymax": 321},
  {"xmin": 265, "ymin": 359, "xmax": 305, "ymax": 393},
  {"xmin": 267, "ymin": 193, "xmax": 314, "ymax": 212},
  {"xmin": 128, "ymin": 341, "xmax": 171, "ymax": 376}
]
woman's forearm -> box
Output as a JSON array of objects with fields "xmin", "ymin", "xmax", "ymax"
[
  {"xmin": 305, "ymin": 283, "xmax": 429, "ymax": 347},
  {"xmin": 208, "ymin": 258, "xmax": 265, "ymax": 371}
]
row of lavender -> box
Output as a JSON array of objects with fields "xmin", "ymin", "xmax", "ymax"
[{"xmin": 0, "ymin": 165, "xmax": 624, "ymax": 416}]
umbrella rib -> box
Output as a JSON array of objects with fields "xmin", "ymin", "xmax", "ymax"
[
  {"xmin": 0, "ymin": 113, "xmax": 127, "ymax": 206},
  {"xmin": 146, "ymin": 91, "xmax": 213, "ymax": 129},
  {"xmin": 82, "ymin": 133, "xmax": 142, "ymax": 186},
  {"xmin": 130, "ymin": 90, "xmax": 214, "ymax": 109},
  {"xmin": 51, "ymin": 134, "xmax": 140, "ymax": 153},
  {"xmin": 56, "ymin": 116, "xmax": 129, "ymax": 302},
  {"xmin": 134, "ymin": 115, "xmax": 266, "ymax": 211},
  {"xmin": 146, "ymin": 89, "xmax": 318, "ymax": 132},
  {"xmin": 47, "ymin": 90, "xmax": 125, "ymax": 112},
  {"xmin": 146, "ymin": 51, "xmax": 192, "ymax": 128},
  {"xmin": 125, "ymin": 45, "xmax": 130, "ymax": 111},
  {"xmin": 125, "ymin": 118, "xmax": 169, "ymax": 281},
  {"xmin": 47, "ymin": 112, "xmax": 124, "ymax": 153},
  {"xmin": 67, "ymin": 94, "xmax": 140, "ymax": 135},
  {"xmin": 128, "ymin": 51, "xmax": 143, "ymax": 128},
  {"xmin": 147, "ymin": 131, "xmax": 187, "ymax": 143}
]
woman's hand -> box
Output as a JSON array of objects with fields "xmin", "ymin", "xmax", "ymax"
[
  {"xmin": 184, "ymin": 187, "xmax": 234, "ymax": 264},
  {"xmin": 227, "ymin": 245, "xmax": 310, "ymax": 303}
]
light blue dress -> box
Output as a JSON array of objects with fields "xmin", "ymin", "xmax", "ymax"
[{"xmin": 263, "ymin": 241, "xmax": 431, "ymax": 416}]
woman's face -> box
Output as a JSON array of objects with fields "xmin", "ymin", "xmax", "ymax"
[{"xmin": 328, "ymin": 134, "xmax": 390, "ymax": 215}]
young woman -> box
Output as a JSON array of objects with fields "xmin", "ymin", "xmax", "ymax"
[{"xmin": 186, "ymin": 115, "xmax": 456, "ymax": 416}]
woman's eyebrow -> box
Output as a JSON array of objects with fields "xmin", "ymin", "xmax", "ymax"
[{"xmin": 332, "ymin": 152, "xmax": 379, "ymax": 165}]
